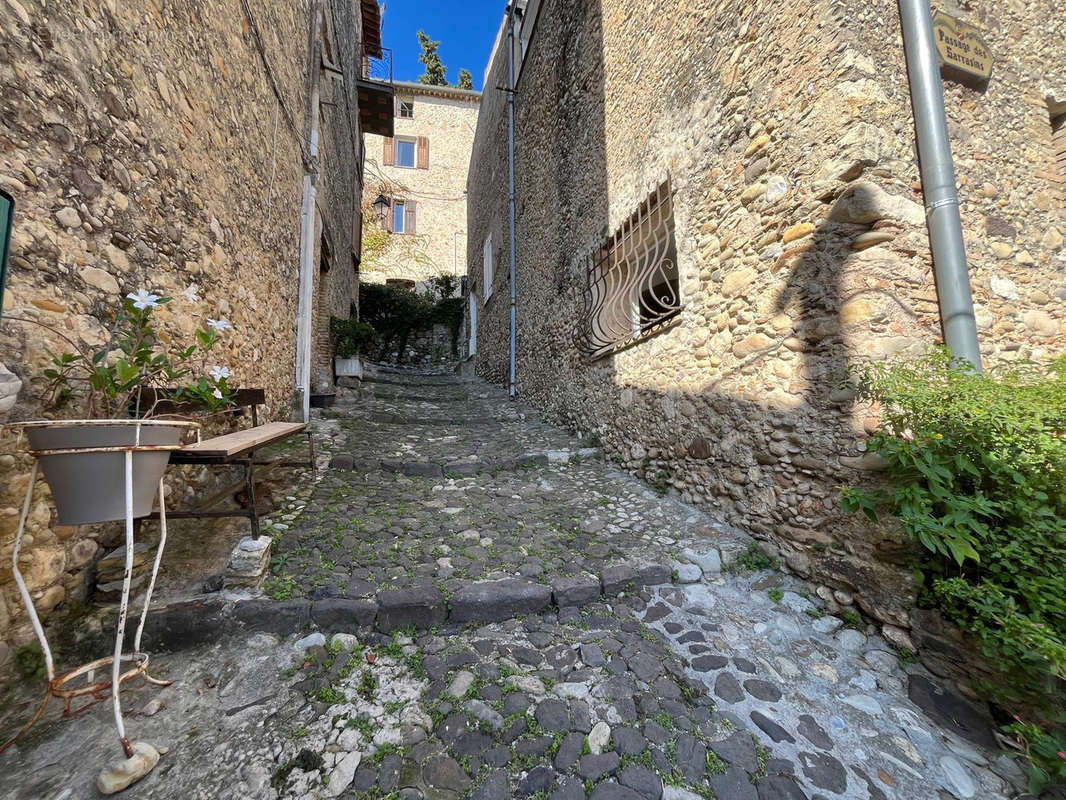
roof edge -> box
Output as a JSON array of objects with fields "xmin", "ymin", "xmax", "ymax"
[{"xmin": 392, "ymin": 80, "xmax": 482, "ymax": 101}]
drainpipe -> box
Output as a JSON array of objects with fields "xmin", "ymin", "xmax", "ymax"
[
  {"xmin": 897, "ymin": 0, "xmax": 982, "ymax": 370},
  {"xmin": 506, "ymin": 3, "xmax": 518, "ymax": 398},
  {"xmin": 295, "ymin": 6, "xmax": 322, "ymax": 422}
]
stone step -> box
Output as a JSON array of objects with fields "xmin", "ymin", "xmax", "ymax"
[{"xmin": 134, "ymin": 560, "xmax": 695, "ymax": 650}]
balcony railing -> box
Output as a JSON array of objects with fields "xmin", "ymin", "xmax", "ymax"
[
  {"xmin": 361, "ymin": 46, "xmax": 393, "ymax": 85},
  {"xmin": 357, "ymin": 44, "xmax": 394, "ymax": 137}
]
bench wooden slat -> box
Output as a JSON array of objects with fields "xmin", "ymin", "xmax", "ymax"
[{"xmin": 178, "ymin": 422, "xmax": 307, "ymax": 458}]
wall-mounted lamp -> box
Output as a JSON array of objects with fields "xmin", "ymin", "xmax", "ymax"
[{"xmin": 373, "ymin": 194, "xmax": 390, "ymax": 227}]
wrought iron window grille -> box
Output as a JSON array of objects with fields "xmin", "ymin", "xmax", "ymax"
[{"xmin": 576, "ymin": 181, "xmax": 682, "ymax": 360}]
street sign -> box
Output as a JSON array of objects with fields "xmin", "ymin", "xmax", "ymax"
[
  {"xmin": 0, "ymin": 189, "xmax": 13, "ymax": 323},
  {"xmin": 932, "ymin": 11, "xmax": 993, "ymax": 84}
]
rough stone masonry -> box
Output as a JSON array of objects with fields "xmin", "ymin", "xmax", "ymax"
[
  {"xmin": 0, "ymin": 0, "xmax": 371, "ymax": 675},
  {"xmin": 466, "ymin": 0, "xmax": 1066, "ymax": 688}
]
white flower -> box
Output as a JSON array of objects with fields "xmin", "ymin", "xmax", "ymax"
[
  {"xmin": 212, "ymin": 388, "xmax": 223, "ymax": 399},
  {"xmin": 182, "ymin": 284, "xmax": 199, "ymax": 303},
  {"xmin": 209, "ymin": 365, "xmax": 230, "ymax": 381},
  {"xmin": 206, "ymin": 318, "xmax": 232, "ymax": 332},
  {"xmin": 127, "ymin": 289, "xmax": 160, "ymax": 310}
]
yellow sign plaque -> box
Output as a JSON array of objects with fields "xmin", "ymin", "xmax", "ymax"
[{"xmin": 932, "ymin": 11, "xmax": 993, "ymax": 83}]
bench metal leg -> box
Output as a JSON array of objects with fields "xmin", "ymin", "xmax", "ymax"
[{"xmin": 242, "ymin": 458, "xmax": 260, "ymax": 539}]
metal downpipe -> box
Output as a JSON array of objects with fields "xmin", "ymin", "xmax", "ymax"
[
  {"xmin": 506, "ymin": 3, "xmax": 518, "ymax": 398},
  {"xmin": 897, "ymin": 0, "xmax": 982, "ymax": 370}
]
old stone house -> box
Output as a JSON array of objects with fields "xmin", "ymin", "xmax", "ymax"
[
  {"xmin": 467, "ymin": 0, "xmax": 1065, "ymax": 662},
  {"xmin": 362, "ymin": 81, "xmax": 480, "ymax": 288},
  {"xmin": 0, "ymin": 0, "xmax": 393, "ymax": 671}
]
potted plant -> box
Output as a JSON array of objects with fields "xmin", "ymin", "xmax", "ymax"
[
  {"xmin": 7, "ymin": 289, "xmax": 235, "ymax": 525},
  {"xmin": 330, "ymin": 317, "xmax": 377, "ymax": 379}
]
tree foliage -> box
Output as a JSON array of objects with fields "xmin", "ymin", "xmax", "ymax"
[
  {"xmin": 457, "ymin": 69, "xmax": 473, "ymax": 90},
  {"xmin": 416, "ymin": 30, "xmax": 447, "ymax": 86},
  {"xmin": 358, "ymin": 276, "xmax": 463, "ymax": 362}
]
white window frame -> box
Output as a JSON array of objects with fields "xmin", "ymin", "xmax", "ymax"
[
  {"xmin": 468, "ymin": 294, "xmax": 478, "ymax": 355},
  {"xmin": 398, "ymin": 100, "xmax": 415, "ymax": 119},
  {"xmin": 483, "ymin": 234, "xmax": 494, "ymax": 302},
  {"xmin": 395, "ymin": 137, "xmax": 417, "ymax": 168}
]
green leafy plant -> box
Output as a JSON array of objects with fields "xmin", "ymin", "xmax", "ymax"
[
  {"xmin": 842, "ymin": 350, "xmax": 1066, "ymax": 752},
  {"xmin": 1004, "ymin": 718, "xmax": 1066, "ymax": 796},
  {"xmin": 705, "ymin": 750, "xmax": 727, "ymax": 776},
  {"xmin": 315, "ymin": 686, "xmax": 345, "ymax": 704},
  {"xmin": 358, "ymin": 277, "xmax": 463, "ymax": 361},
  {"xmin": 841, "ymin": 609, "xmax": 864, "ymax": 631},
  {"xmin": 14, "ymin": 290, "xmax": 234, "ymax": 418},
  {"xmin": 733, "ymin": 542, "xmax": 779, "ymax": 572},
  {"xmin": 14, "ymin": 642, "xmax": 45, "ymax": 681},
  {"xmin": 330, "ymin": 317, "xmax": 377, "ymax": 359},
  {"xmin": 767, "ymin": 588, "xmax": 784, "ymax": 604}
]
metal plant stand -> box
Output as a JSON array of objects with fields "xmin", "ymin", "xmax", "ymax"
[{"xmin": 2, "ymin": 427, "xmax": 192, "ymax": 774}]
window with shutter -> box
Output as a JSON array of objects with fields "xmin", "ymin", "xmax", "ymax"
[
  {"xmin": 383, "ymin": 137, "xmax": 395, "ymax": 166},
  {"xmin": 391, "ymin": 200, "xmax": 404, "ymax": 234},
  {"xmin": 417, "ymin": 136, "xmax": 429, "ymax": 169},
  {"xmin": 483, "ymin": 233, "xmax": 493, "ymax": 302},
  {"xmin": 405, "ymin": 200, "xmax": 417, "ymax": 235},
  {"xmin": 1050, "ymin": 101, "xmax": 1066, "ymax": 199},
  {"xmin": 395, "ymin": 137, "xmax": 416, "ymax": 168}
]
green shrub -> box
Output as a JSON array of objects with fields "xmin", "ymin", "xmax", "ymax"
[
  {"xmin": 1004, "ymin": 717, "xmax": 1066, "ymax": 796},
  {"xmin": 329, "ymin": 317, "xmax": 377, "ymax": 358},
  {"xmin": 358, "ymin": 277, "xmax": 463, "ymax": 360},
  {"xmin": 842, "ymin": 349, "xmax": 1066, "ymax": 711}
]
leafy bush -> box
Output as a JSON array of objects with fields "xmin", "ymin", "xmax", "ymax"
[
  {"xmin": 842, "ymin": 349, "xmax": 1066, "ymax": 712},
  {"xmin": 329, "ymin": 317, "xmax": 377, "ymax": 358},
  {"xmin": 1004, "ymin": 717, "xmax": 1066, "ymax": 796},
  {"xmin": 358, "ymin": 276, "xmax": 463, "ymax": 361}
]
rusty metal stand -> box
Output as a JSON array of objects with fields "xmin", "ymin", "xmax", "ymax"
[{"xmin": 1, "ymin": 458, "xmax": 172, "ymax": 759}]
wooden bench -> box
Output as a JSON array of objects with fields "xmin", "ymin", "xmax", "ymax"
[{"xmin": 143, "ymin": 389, "xmax": 314, "ymax": 538}]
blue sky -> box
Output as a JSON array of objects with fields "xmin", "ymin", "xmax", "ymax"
[{"xmin": 381, "ymin": 0, "xmax": 504, "ymax": 90}]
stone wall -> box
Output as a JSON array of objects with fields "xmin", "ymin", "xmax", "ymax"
[
  {"xmin": 373, "ymin": 323, "xmax": 460, "ymax": 367},
  {"xmin": 467, "ymin": 0, "xmax": 1065, "ymax": 663},
  {"xmin": 363, "ymin": 83, "xmax": 480, "ymax": 286},
  {"xmin": 0, "ymin": 0, "xmax": 368, "ymax": 672}
]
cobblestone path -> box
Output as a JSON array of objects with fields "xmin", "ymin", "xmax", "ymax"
[{"xmin": 0, "ymin": 368, "xmax": 1025, "ymax": 800}]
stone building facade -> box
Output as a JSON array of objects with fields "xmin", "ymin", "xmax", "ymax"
[
  {"xmin": 467, "ymin": 0, "xmax": 1065, "ymax": 661},
  {"xmin": 0, "ymin": 0, "xmax": 387, "ymax": 670},
  {"xmin": 362, "ymin": 81, "xmax": 480, "ymax": 287}
]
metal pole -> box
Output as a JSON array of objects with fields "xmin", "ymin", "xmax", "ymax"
[
  {"xmin": 295, "ymin": 0, "xmax": 322, "ymax": 422},
  {"xmin": 506, "ymin": 3, "xmax": 518, "ymax": 398},
  {"xmin": 897, "ymin": 0, "xmax": 982, "ymax": 370},
  {"xmin": 112, "ymin": 449, "xmax": 135, "ymax": 758}
]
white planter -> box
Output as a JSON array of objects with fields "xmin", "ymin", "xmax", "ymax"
[
  {"xmin": 18, "ymin": 420, "xmax": 196, "ymax": 525},
  {"xmin": 334, "ymin": 356, "xmax": 363, "ymax": 378}
]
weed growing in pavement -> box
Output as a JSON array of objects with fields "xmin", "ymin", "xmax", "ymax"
[
  {"xmin": 732, "ymin": 542, "xmax": 780, "ymax": 572},
  {"xmin": 841, "ymin": 609, "xmax": 864, "ymax": 630}
]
